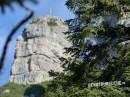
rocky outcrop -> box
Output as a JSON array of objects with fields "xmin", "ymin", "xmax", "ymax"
[{"xmin": 10, "ymin": 16, "xmax": 71, "ymax": 84}]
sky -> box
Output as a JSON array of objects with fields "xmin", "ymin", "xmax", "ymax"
[{"xmin": 0, "ymin": 0, "xmax": 74, "ymax": 86}]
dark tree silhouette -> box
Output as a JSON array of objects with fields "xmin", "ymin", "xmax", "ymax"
[
  {"xmin": 0, "ymin": 0, "xmax": 38, "ymax": 13},
  {"xmin": 0, "ymin": 0, "xmax": 38, "ymax": 70}
]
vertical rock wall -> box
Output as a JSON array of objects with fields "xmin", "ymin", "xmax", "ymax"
[{"xmin": 10, "ymin": 16, "xmax": 71, "ymax": 84}]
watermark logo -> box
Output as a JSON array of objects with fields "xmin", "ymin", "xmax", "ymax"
[{"xmin": 88, "ymin": 81, "xmax": 125, "ymax": 88}]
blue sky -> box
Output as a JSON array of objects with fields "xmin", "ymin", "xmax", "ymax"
[{"xmin": 0, "ymin": 0, "xmax": 74, "ymax": 86}]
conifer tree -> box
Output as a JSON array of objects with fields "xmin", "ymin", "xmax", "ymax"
[
  {"xmin": 43, "ymin": 0, "xmax": 130, "ymax": 96},
  {"xmin": 65, "ymin": 0, "xmax": 130, "ymax": 86}
]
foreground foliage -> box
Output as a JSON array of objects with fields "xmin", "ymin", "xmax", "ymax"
[
  {"xmin": 0, "ymin": 82, "xmax": 47, "ymax": 97},
  {"xmin": 43, "ymin": 0, "xmax": 130, "ymax": 97}
]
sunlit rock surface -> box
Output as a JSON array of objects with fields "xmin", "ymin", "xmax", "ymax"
[{"xmin": 10, "ymin": 16, "xmax": 71, "ymax": 84}]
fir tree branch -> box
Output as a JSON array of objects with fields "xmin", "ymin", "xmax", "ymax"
[{"xmin": 0, "ymin": 6, "xmax": 34, "ymax": 70}]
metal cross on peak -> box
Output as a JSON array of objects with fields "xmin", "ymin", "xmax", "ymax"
[{"xmin": 49, "ymin": 8, "xmax": 52, "ymax": 16}]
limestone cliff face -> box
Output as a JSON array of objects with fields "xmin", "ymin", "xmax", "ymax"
[{"xmin": 10, "ymin": 16, "xmax": 71, "ymax": 84}]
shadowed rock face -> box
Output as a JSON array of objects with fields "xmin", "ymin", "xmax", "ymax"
[{"xmin": 10, "ymin": 16, "xmax": 71, "ymax": 84}]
